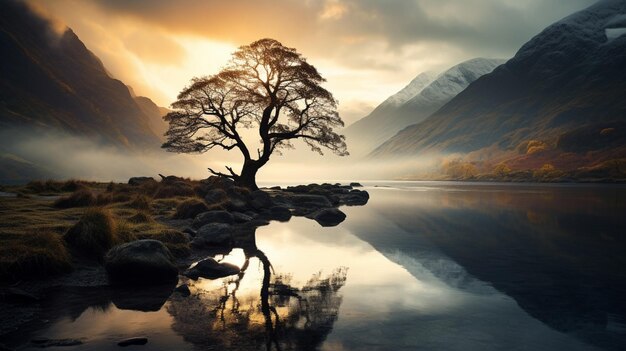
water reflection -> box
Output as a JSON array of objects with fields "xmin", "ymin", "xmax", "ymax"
[
  {"xmin": 4, "ymin": 182, "xmax": 626, "ymax": 350},
  {"xmin": 168, "ymin": 228, "xmax": 348, "ymax": 351},
  {"xmin": 345, "ymin": 183, "xmax": 626, "ymax": 350}
]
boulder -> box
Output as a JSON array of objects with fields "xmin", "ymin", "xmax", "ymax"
[
  {"xmin": 192, "ymin": 210, "xmax": 234, "ymax": 228},
  {"xmin": 350, "ymin": 182, "xmax": 363, "ymax": 187},
  {"xmin": 191, "ymin": 223, "xmax": 233, "ymax": 248},
  {"xmin": 249, "ymin": 190, "xmax": 273, "ymax": 210},
  {"xmin": 259, "ymin": 206, "xmax": 291, "ymax": 222},
  {"xmin": 307, "ymin": 208, "xmax": 346, "ymax": 227},
  {"xmin": 205, "ymin": 175, "xmax": 235, "ymax": 189},
  {"xmin": 288, "ymin": 194, "xmax": 332, "ymax": 208},
  {"xmin": 204, "ymin": 188, "xmax": 228, "ymax": 204},
  {"xmin": 224, "ymin": 191, "xmax": 250, "ymax": 212},
  {"xmin": 104, "ymin": 240, "xmax": 178, "ymax": 285},
  {"xmin": 343, "ymin": 190, "xmax": 369, "ymax": 205},
  {"xmin": 231, "ymin": 211, "xmax": 253, "ymax": 223},
  {"xmin": 184, "ymin": 258, "xmax": 240, "ymax": 280},
  {"xmin": 128, "ymin": 177, "xmax": 155, "ymax": 186}
]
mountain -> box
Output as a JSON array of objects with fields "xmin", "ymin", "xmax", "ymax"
[
  {"xmin": 134, "ymin": 96, "xmax": 170, "ymax": 141},
  {"xmin": 0, "ymin": 0, "xmax": 161, "ymax": 149},
  {"xmin": 345, "ymin": 59, "xmax": 504, "ymax": 155},
  {"xmin": 371, "ymin": 0, "xmax": 626, "ymax": 175}
]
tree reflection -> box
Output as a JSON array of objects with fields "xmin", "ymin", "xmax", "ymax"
[{"xmin": 167, "ymin": 230, "xmax": 347, "ymax": 351}]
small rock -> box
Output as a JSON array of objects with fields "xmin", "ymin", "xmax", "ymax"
[
  {"xmin": 105, "ymin": 240, "xmax": 178, "ymax": 285},
  {"xmin": 204, "ymin": 189, "xmax": 228, "ymax": 204},
  {"xmin": 288, "ymin": 194, "xmax": 332, "ymax": 208},
  {"xmin": 117, "ymin": 337, "xmax": 148, "ymax": 347},
  {"xmin": 182, "ymin": 227, "xmax": 196, "ymax": 238},
  {"xmin": 174, "ymin": 284, "xmax": 191, "ymax": 297},
  {"xmin": 191, "ymin": 223, "xmax": 233, "ymax": 248},
  {"xmin": 249, "ymin": 190, "xmax": 274, "ymax": 210},
  {"xmin": 307, "ymin": 208, "xmax": 346, "ymax": 227},
  {"xmin": 258, "ymin": 206, "xmax": 291, "ymax": 222},
  {"xmin": 350, "ymin": 182, "xmax": 362, "ymax": 187},
  {"xmin": 192, "ymin": 210, "xmax": 234, "ymax": 228},
  {"xmin": 128, "ymin": 177, "xmax": 155, "ymax": 186},
  {"xmin": 231, "ymin": 211, "xmax": 253, "ymax": 223},
  {"xmin": 269, "ymin": 186, "xmax": 281, "ymax": 190},
  {"xmin": 245, "ymin": 218, "xmax": 271, "ymax": 227},
  {"xmin": 343, "ymin": 191, "xmax": 369, "ymax": 206},
  {"xmin": 184, "ymin": 258, "xmax": 240, "ymax": 280}
]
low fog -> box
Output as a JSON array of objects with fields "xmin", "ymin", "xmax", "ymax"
[{"xmin": 0, "ymin": 128, "xmax": 443, "ymax": 185}]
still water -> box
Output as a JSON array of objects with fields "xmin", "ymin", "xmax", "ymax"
[{"xmin": 9, "ymin": 182, "xmax": 626, "ymax": 350}]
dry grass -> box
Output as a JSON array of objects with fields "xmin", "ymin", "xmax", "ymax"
[
  {"xmin": 54, "ymin": 188, "xmax": 98, "ymax": 208},
  {"xmin": 64, "ymin": 207, "xmax": 118, "ymax": 259},
  {"xmin": 174, "ymin": 198, "xmax": 209, "ymax": 219},
  {"xmin": 0, "ymin": 179, "xmax": 200, "ymax": 281},
  {"xmin": 0, "ymin": 231, "xmax": 73, "ymax": 281}
]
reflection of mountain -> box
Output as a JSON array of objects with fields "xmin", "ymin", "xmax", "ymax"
[
  {"xmin": 371, "ymin": 0, "xmax": 626, "ymax": 172},
  {"xmin": 350, "ymin": 186, "xmax": 626, "ymax": 350}
]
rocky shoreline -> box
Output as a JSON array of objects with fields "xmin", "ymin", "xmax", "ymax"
[{"xmin": 0, "ymin": 177, "xmax": 368, "ymax": 345}]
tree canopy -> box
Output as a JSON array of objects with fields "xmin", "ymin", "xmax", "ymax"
[{"xmin": 163, "ymin": 38, "xmax": 348, "ymax": 189}]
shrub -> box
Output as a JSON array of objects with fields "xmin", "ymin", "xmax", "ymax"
[
  {"xmin": 64, "ymin": 207, "xmax": 117, "ymax": 259},
  {"xmin": 0, "ymin": 232, "xmax": 72, "ymax": 282},
  {"xmin": 533, "ymin": 163, "xmax": 565, "ymax": 180},
  {"xmin": 174, "ymin": 198, "xmax": 209, "ymax": 219},
  {"xmin": 153, "ymin": 183, "xmax": 196, "ymax": 199},
  {"xmin": 54, "ymin": 188, "xmax": 97, "ymax": 208},
  {"xmin": 128, "ymin": 195, "xmax": 152, "ymax": 210},
  {"xmin": 493, "ymin": 163, "xmax": 512, "ymax": 177}
]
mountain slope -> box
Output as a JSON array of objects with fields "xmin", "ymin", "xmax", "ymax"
[
  {"xmin": 134, "ymin": 96, "xmax": 170, "ymax": 141},
  {"xmin": 343, "ymin": 71, "xmax": 435, "ymax": 154},
  {"xmin": 0, "ymin": 0, "xmax": 161, "ymax": 149},
  {"xmin": 371, "ymin": 0, "xmax": 626, "ymax": 170},
  {"xmin": 345, "ymin": 59, "xmax": 504, "ymax": 155}
]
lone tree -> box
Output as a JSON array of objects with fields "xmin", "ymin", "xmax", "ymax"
[{"xmin": 162, "ymin": 38, "xmax": 348, "ymax": 190}]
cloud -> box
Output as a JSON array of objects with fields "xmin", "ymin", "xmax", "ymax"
[{"xmin": 28, "ymin": 0, "xmax": 596, "ymax": 117}]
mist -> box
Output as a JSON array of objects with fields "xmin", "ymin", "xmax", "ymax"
[{"xmin": 0, "ymin": 127, "xmax": 445, "ymax": 185}]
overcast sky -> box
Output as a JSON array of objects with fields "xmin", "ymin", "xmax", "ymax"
[{"xmin": 31, "ymin": 0, "xmax": 595, "ymax": 125}]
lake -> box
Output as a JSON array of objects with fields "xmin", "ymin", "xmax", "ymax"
[{"xmin": 4, "ymin": 182, "xmax": 626, "ymax": 350}]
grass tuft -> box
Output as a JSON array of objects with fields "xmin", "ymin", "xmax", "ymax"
[
  {"xmin": 174, "ymin": 198, "xmax": 209, "ymax": 219},
  {"xmin": 54, "ymin": 188, "xmax": 97, "ymax": 208},
  {"xmin": 0, "ymin": 231, "xmax": 72, "ymax": 282},
  {"xmin": 63, "ymin": 207, "xmax": 117, "ymax": 259}
]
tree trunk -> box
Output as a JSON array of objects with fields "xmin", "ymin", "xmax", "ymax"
[{"xmin": 236, "ymin": 159, "xmax": 261, "ymax": 190}]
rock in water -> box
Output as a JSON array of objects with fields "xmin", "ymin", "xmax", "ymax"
[
  {"xmin": 117, "ymin": 337, "xmax": 148, "ymax": 347},
  {"xmin": 191, "ymin": 223, "xmax": 233, "ymax": 248},
  {"xmin": 105, "ymin": 240, "xmax": 178, "ymax": 285},
  {"xmin": 307, "ymin": 208, "xmax": 347, "ymax": 227},
  {"xmin": 192, "ymin": 210, "xmax": 234, "ymax": 228},
  {"xmin": 184, "ymin": 258, "xmax": 240, "ymax": 280}
]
